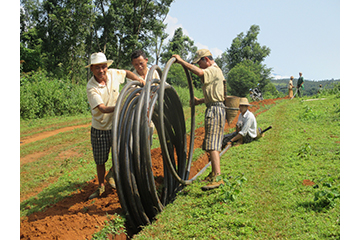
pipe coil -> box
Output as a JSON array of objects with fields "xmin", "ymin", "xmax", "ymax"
[{"xmin": 112, "ymin": 57, "xmax": 228, "ymax": 231}]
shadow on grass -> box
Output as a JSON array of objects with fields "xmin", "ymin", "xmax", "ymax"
[
  {"xmin": 20, "ymin": 179, "xmax": 120, "ymax": 219},
  {"xmin": 297, "ymin": 199, "xmax": 338, "ymax": 213}
]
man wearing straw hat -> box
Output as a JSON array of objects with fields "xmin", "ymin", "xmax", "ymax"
[
  {"xmin": 86, "ymin": 52, "xmax": 145, "ymax": 199},
  {"xmin": 223, "ymin": 98, "xmax": 260, "ymax": 147},
  {"xmin": 173, "ymin": 49, "xmax": 226, "ymax": 190}
]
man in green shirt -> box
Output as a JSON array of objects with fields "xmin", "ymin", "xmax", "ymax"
[{"xmin": 297, "ymin": 72, "xmax": 304, "ymax": 97}]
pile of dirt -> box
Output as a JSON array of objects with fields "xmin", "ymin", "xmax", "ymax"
[{"xmin": 20, "ymin": 97, "xmax": 285, "ymax": 239}]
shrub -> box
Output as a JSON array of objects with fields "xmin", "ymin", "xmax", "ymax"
[
  {"xmin": 20, "ymin": 70, "xmax": 89, "ymax": 119},
  {"xmin": 172, "ymin": 85, "xmax": 204, "ymax": 107}
]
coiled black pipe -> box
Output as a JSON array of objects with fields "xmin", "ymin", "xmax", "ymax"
[{"xmin": 112, "ymin": 57, "xmax": 227, "ymax": 231}]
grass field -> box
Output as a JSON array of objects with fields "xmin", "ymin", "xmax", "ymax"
[
  {"xmin": 134, "ymin": 96, "xmax": 340, "ymax": 239},
  {"xmin": 20, "ymin": 94, "xmax": 340, "ymax": 239}
]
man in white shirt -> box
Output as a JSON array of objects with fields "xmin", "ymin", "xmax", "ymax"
[
  {"xmin": 223, "ymin": 98, "xmax": 259, "ymax": 147},
  {"xmin": 86, "ymin": 52, "xmax": 145, "ymax": 200}
]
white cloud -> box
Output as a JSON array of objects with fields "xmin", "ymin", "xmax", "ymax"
[
  {"xmin": 165, "ymin": 15, "xmax": 224, "ymax": 59},
  {"xmin": 194, "ymin": 42, "xmax": 209, "ymax": 50},
  {"xmin": 164, "ymin": 15, "xmax": 189, "ymax": 39},
  {"xmin": 271, "ymin": 73, "xmax": 290, "ymax": 80},
  {"xmin": 210, "ymin": 48, "xmax": 223, "ymax": 59}
]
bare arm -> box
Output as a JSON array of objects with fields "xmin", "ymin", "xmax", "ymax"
[
  {"xmin": 124, "ymin": 70, "xmax": 146, "ymax": 86},
  {"xmin": 96, "ymin": 103, "xmax": 115, "ymax": 113},
  {"xmin": 172, "ymin": 54, "xmax": 205, "ymax": 82}
]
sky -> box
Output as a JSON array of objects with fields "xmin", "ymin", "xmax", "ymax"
[{"xmin": 162, "ymin": 0, "xmax": 340, "ymax": 81}]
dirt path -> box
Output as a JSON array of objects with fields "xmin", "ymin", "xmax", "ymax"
[
  {"xmin": 20, "ymin": 123, "xmax": 91, "ymax": 146},
  {"xmin": 20, "ymin": 98, "xmax": 286, "ymax": 239}
]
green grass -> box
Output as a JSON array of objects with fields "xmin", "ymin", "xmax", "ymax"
[
  {"xmin": 20, "ymin": 117, "xmax": 104, "ymax": 217},
  {"xmin": 134, "ymin": 95, "xmax": 340, "ymax": 239},
  {"xmin": 20, "ymin": 94, "xmax": 340, "ymax": 238},
  {"xmin": 20, "ymin": 113, "xmax": 91, "ymax": 137}
]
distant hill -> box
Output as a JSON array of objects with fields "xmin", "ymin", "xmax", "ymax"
[{"xmin": 271, "ymin": 78, "xmax": 340, "ymax": 96}]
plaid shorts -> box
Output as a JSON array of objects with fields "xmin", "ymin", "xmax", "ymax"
[
  {"xmin": 202, "ymin": 103, "xmax": 226, "ymax": 152},
  {"xmin": 91, "ymin": 127, "xmax": 112, "ymax": 165}
]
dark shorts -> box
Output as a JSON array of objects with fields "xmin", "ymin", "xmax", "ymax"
[
  {"xmin": 202, "ymin": 103, "xmax": 226, "ymax": 152},
  {"xmin": 91, "ymin": 127, "xmax": 112, "ymax": 165},
  {"xmin": 222, "ymin": 130, "xmax": 259, "ymax": 148}
]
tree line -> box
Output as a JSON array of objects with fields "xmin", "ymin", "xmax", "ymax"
[
  {"xmin": 21, "ymin": 0, "xmax": 279, "ymax": 119},
  {"xmin": 21, "ymin": 0, "xmax": 174, "ymax": 84}
]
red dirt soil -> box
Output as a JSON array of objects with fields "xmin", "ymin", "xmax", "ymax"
[{"xmin": 20, "ymin": 97, "xmax": 286, "ymax": 239}]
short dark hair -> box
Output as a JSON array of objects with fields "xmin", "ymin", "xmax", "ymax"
[
  {"xmin": 131, "ymin": 49, "xmax": 147, "ymax": 61},
  {"xmin": 200, "ymin": 55, "xmax": 213, "ymax": 62}
]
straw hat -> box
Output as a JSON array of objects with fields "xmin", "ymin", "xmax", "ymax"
[
  {"xmin": 239, "ymin": 97, "xmax": 252, "ymax": 106},
  {"xmin": 192, "ymin": 49, "xmax": 212, "ymax": 64},
  {"xmin": 85, "ymin": 52, "xmax": 113, "ymax": 68}
]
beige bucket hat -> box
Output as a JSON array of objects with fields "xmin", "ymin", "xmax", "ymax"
[
  {"xmin": 239, "ymin": 97, "xmax": 252, "ymax": 106},
  {"xmin": 85, "ymin": 52, "xmax": 113, "ymax": 68},
  {"xmin": 192, "ymin": 49, "xmax": 212, "ymax": 64}
]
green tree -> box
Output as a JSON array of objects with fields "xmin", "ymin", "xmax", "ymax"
[
  {"xmin": 94, "ymin": 0, "xmax": 173, "ymax": 68},
  {"xmin": 227, "ymin": 25, "xmax": 271, "ymax": 70},
  {"xmin": 20, "ymin": 0, "xmax": 44, "ymax": 72},
  {"xmin": 32, "ymin": 0, "xmax": 94, "ymax": 83},
  {"xmin": 227, "ymin": 61, "xmax": 258, "ymax": 97},
  {"xmin": 20, "ymin": 0, "xmax": 174, "ymax": 82},
  {"xmin": 160, "ymin": 27, "xmax": 201, "ymax": 88},
  {"xmin": 165, "ymin": 64, "xmax": 188, "ymax": 87},
  {"xmin": 160, "ymin": 27, "xmax": 197, "ymax": 65},
  {"xmin": 150, "ymin": 25, "xmax": 169, "ymax": 66},
  {"xmin": 220, "ymin": 25, "xmax": 275, "ymax": 98},
  {"xmin": 227, "ymin": 60, "xmax": 276, "ymax": 97}
]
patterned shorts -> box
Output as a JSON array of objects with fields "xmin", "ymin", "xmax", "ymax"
[
  {"xmin": 91, "ymin": 127, "xmax": 112, "ymax": 165},
  {"xmin": 202, "ymin": 103, "xmax": 226, "ymax": 152}
]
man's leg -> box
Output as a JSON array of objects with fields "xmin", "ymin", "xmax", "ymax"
[
  {"xmin": 89, "ymin": 127, "xmax": 111, "ymax": 199},
  {"xmin": 209, "ymin": 150, "xmax": 221, "ymax": 176},
  {"xmin": 201, "ymin": 150, "xmax": 224, "ymax": 191},
  {"xmin": 97, "ymin": 164, "xmax": 106, "ymax": 187},
  {"xmin": 89, "ymin": 164, "xmax": 106, "ymax": 200}
]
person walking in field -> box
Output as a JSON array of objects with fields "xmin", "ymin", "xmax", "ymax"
[
  {"xmin": 222, "ymin": 98, "xmax": 260, "ymax": 147},
  {"xmin": 172, "ymin": 49, "xmax": 226, "ymax": 190},
  {"xmin": 288, "ymin": 76, "xmax": 294, "ymax": 98},
  {"xmin": 296, "ymin": 72, "xmax": 304, "ymax": 97},
  {"xmin": 86, "ymin": 52, "xmax": 145, "ymax": 200}
]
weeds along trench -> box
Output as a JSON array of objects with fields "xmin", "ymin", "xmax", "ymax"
[{"xmin": 112, "ymin": 57, "xmax": 209, "ymax": 231}]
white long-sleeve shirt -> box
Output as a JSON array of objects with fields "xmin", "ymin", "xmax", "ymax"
[{"xmin": 236, "ymin": 110, "xmax": 257, "ymax": 138}]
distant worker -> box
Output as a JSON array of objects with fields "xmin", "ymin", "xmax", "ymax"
[
  {"xmin": 222, "ymin": 98, "xmax": 260, "ymax": 148},
  {"xmin": 288, "ymin": 76, "xmax": 295, "ymax": 98},
  {"xmin": 86, "ymin": 52, "xmax": 145, "ymax": 200},
  {"xmin": 318, "ymin": 84, "xmax": 322, "ymax": 94},
  {"xmin": 172, "ymin": 49, "xmax": 226, "ymax": 191},
  {"xmin": 296, "ymin": 72, "xmax": 304, "ymax": 97}
]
